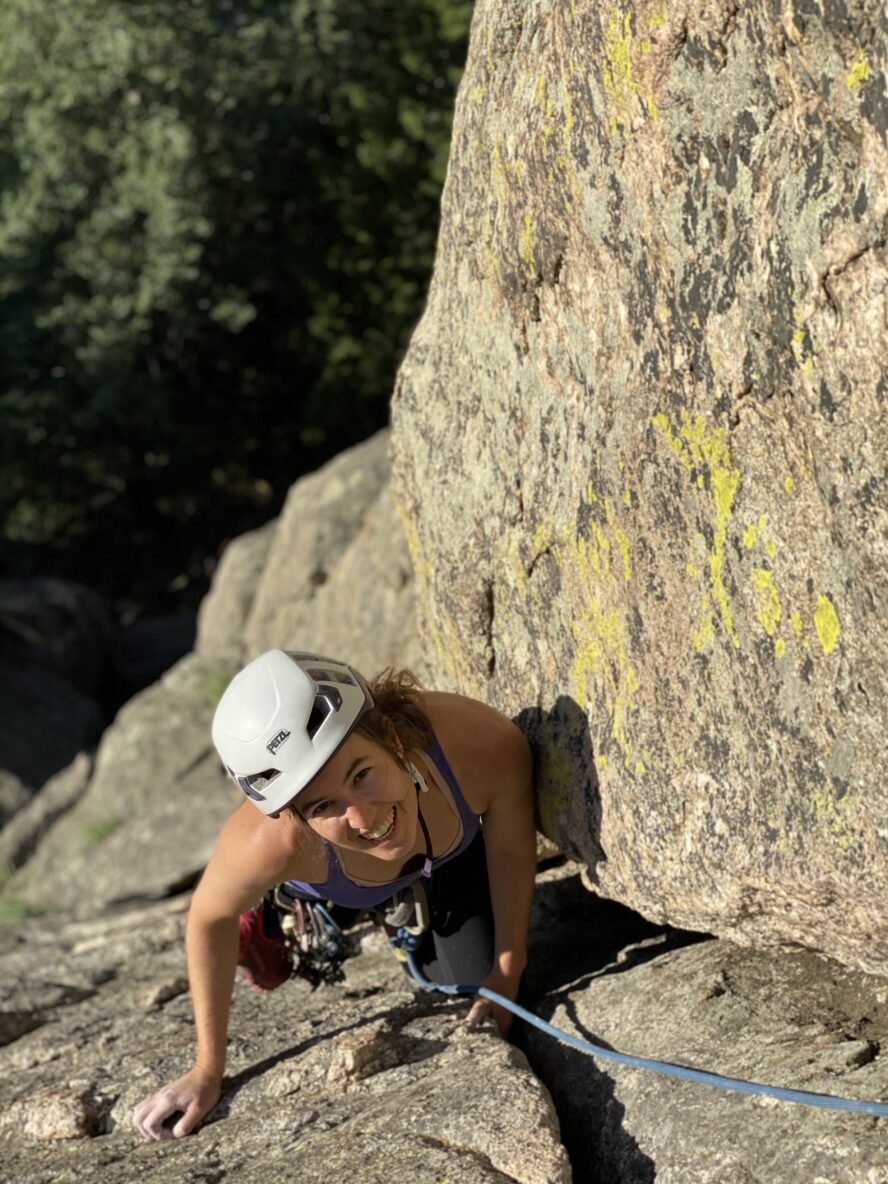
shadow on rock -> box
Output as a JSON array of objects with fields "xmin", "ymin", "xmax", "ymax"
[
  {"xmin": 516, "ymin": 696, "xmax": 606, "ymax": 873},
  {"xmin": 519, "ymin": 867, "xmax": 710, "ymax": 1184}
]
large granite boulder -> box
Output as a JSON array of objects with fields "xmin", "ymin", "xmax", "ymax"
[
  {"xmin": 242, "ymin": 429, "xmax": 393, "ymax": 658},
  {"xmin": 0, "ymin": 754, "xmax": 93, "ymax": 877},
  {"xmin": 198, "ymin": 428, "xmax": 419, "ymax": 678},
  {"xmin": 8, "ymin": 653, "xmax": 239, "ymax": 914},
  {"xmin": 0, "ymin": 771, "xmax": 30, "ymax": 832},
  {"xmin": 195, "ymin": 521, "xmax": 277, "ymax": 662},
  {"xmin": 527, "ymin": 934, "xmax": 888, "ymax": 1183},
  {"xmin": 0, "ymin": 901, "xmax": 570, "ymax": 1184},
  {"xmin": 0, "ymin": 664, "xmax": 103, "ymax": 793},
  {"xmin": 297, "ymin": 484, "xmax": 423, "ymax": 679},
  {"xmin": 391, "ymin": 0, "xmax": 888, "ymax": 970}
]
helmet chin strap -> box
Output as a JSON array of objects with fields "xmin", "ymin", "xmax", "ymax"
[{"xmin": 404, "ymin": 759, "xmax": 434, "ymax": 877}]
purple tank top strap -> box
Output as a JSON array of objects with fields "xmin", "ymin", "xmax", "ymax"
[{"xmin": 424, "ymin": 730, "xmax": 479, "ymax": 837}]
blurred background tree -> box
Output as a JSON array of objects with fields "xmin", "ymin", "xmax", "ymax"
[{"xmin": 0, "ymin": 0, "xmax": 471, "ymax": 609}]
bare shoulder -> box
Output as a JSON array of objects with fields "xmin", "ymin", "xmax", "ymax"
[
  {"xmin": 194, "ymin": 802, "xmax": 324, "ymax": 918},
  {"xmin": 422, "ymin": 692, "xmax": 531, "ymax": 814}
]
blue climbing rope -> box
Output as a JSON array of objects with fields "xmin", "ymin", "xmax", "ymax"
[{"xmin": 399, "ymin": 935, "xmax": 888, "ymax": 1118}]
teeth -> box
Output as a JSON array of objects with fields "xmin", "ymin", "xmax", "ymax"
[{"xmin": 362, "ymin": 807, "xmax": 395, "ymax": 841}]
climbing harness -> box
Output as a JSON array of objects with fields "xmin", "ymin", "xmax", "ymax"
[
  {"xmin": 271, "ymin": 885, "xmax": 349, "ymax": 988},
  {"xmin": 382, "ymin": 880, "xmax": 429, "ymax": 937},
  {"xmin": 391, "ymin": 931, "xmax": 888, "ymax": 1119}
]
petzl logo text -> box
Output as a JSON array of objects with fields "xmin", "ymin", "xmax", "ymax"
[{"xmin": 266, "ymin": 729, "xmax": 291, "ymax": 756}]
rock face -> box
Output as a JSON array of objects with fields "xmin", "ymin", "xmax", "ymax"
[
  {"xmin": 197, "ymin": 428, "xmax": 421, "ymax": 678},
  {"xmin": 7, "ymin": 653, "xmax": 240, "ymax": 915},
  {"xmin": 392, "ymin": 0, "xmax": 888, "ymax": 970},
  {"xmin": 196, "ymin": 521, "xmax": 277, "ymax": 662},
  {"xmin": 527, "ymin": 936, "xmax": 888, "ymax": 1184},
  {"xmin": 0, "ymin": 900, "xmax": 571, "ymax": 1184}
]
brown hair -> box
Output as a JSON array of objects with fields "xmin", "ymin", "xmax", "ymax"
[{"xmin": 355, "ymin": 667, "xmax": 432, "ymax": 756}]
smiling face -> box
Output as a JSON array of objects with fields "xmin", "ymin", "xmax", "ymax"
[{"xmin": 296, "ymin": 733, "xmax": 420, "ymax": 860}]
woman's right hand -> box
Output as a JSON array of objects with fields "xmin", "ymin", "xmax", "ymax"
[{"xmin": 132, "ymin": 1068, "xmax": 222, "ymax": 1140}]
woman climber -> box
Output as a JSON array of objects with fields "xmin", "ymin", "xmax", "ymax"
[{"xmin": 133, "ymin": 649, "xmax": 537, "ymax": 1140}]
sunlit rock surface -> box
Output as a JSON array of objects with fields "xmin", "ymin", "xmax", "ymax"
[
  {"xmin": 392, "ymin": 0, "xmax": 888, "ymax": 970},
  {"xmin": 527, "ymin": 937, "xmax": 888, "ymax": 1183},
  {"xmin": 0, "ymin": 901, "xmax": 570, "ymax": 1184},
  {"xmin": 197, "ymin": 428, "xmax": 420, "ymax": 677}
]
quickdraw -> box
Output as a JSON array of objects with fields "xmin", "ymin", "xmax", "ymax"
[{"xmin": 271, "ymin": 887, "xmax": 348, "ymax": 989}]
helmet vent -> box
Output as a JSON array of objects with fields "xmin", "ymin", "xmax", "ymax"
[
  {"xmin": 307, "ymin": 696, "xmax": 333, "ymax": 739},
  {"xmin": 306, "ymin": 666, "xmax": 356, "ymax": 688},
  {"xmin": 247, "ymin": 769, "xmax": 280, "ymax": 790},
  {"xmin": 234, "ymin": 767, "xmax": 282, "ymax": 802}
]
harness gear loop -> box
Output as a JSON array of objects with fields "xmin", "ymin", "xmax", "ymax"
[{"xmin": 271, "ymin": 885, "xmax": 348, "ymax": 989}]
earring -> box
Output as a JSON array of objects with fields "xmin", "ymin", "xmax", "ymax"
[{"xmin": 404, "ymin": 760, "xmax": 429, "ymax": 793}]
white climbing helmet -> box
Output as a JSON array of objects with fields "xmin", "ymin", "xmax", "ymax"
[{"xmin": 212, "ymin": 649, "xmax": 373, "ymax": 815}]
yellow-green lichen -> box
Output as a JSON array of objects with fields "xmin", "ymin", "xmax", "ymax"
[
  {"xmin": 652, "ymin": 410, "xmax": 741, "ymax": 650},
  {"xmin": 751, "ymin": 567, "xmax": 782, "ymax": 637},
  {"xmin": 814, "ymin": 594, "xmax": 841, "ymax": 655},
  {"xmin": 571, "ymin": 595, "xmax": 638, "ymax": 768},
  {"xmin": 602, "ymin": 8, "xmax": 658, "ymax": 136},
  {"xmin": 550, "ymin": 490, "xmax": 639, "ymax": 769},
  {"xmin": 811, "ymin": 784, "xmax": 860, "ymax": 853},
  {"xmin": 846, "ymin": 50, "xmax": 870, "ymax": 92},
  {"xmin": 774, "ymin": 638, "xmax": 786, "ymax": 658},
  {"xmin": 742, "ymin": 523, "xmax": 758, "ymax": 550},
  {"xmin": 562, "ymin": 85, "xmax": 575, "ymax": 144},
  {"xmin": 205, "ymin": 671, "xmax": 231, "ymax": 709},
  {"xmin": 791, "ymin": 304, "xmax": 816, "ymax": 377},
  {"xmin": 784, "ymin": 476, "xmax": 795, "ymax": 495},
  {"xmin": 791, "ymin": 610, "xmax": 804, "ymax": 637},
  {"xmin": 615, "ymin": 527, "xmax": 632, "ymax": 582},
  {"xmin": 756, "ymin": 514, "xmax": 777, "ymax": 561},
  {"xmin": 81, "ymin": 814, "xmax": 121, "ymax": 851},
  {"xmin": 506, "ymin": 533, "xmax": 528, "ymax": 597},
  {"xmin": 543, "ymin": 100, "xmax": 554, "ymax": 139},
  {"xmin": 691, "ymin": 592, "xmax": 715, "ymax": 653},
  {"xmin": 397, "ymin": 500, "xmax": 465, "ymax": 687},
  {"xmin": 520, "ymin": 210, "xmax": 535, "ymax": 270}
]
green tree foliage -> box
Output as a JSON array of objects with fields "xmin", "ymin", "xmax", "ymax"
[{"xmin": 0, "ymin": 0, "xmax": 470, "ymax": 567}]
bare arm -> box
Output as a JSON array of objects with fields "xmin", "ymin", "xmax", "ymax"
[
  {"xmin": 463, "ymin": 716, "xmax": 537, "ymax": 1036},
  {"xmin": 442, "ymin": 705, "xmax": 539, "ymax": 1041},
  {"xmin": 425, "ymin": 694, "xmax": 538, "ymax": 1036},
  {"xmin": 482, "ymin": 745, "xmax": 536, "ymax": 985},
  {"xmin": 133, "ymin": 810, "xmax": 287, "ymax": 1139}
]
